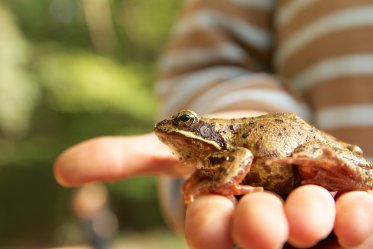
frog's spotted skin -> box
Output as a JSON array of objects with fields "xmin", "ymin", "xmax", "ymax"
[{"xmin": 154, "ymin": 110, "xmax": 373, "ymax": 204}]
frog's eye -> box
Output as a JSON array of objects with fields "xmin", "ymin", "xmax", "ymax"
[{"xmin": 175, "ymin": 111, "xmax": 198, "ymax": 127}]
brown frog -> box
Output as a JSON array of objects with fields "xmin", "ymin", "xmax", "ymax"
[{"xmin": 154, "ymin": 110, "xmax": 373, "ymax": 204}]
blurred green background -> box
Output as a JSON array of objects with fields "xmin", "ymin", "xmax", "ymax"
[{"xmin": 0, "ymin": 0, "xmax": 186, "ymax": 248}]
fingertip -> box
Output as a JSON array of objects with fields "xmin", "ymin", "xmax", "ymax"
[
  {"xmin": 53, "ymin": 155, "xmax": 71, "ymax": 186},
  {"xmin": 232, "ymin": 192, "xmax": 288, "ymax": 249},
  {"xmin": 53, "ymin": 136, "xmax": 125, "ymax": 186},
  {"xmin": 335, "ymin": 191, "xmax": 373, "ymax": 248},
  {"xmin": 53, "ymin": 146, "xmax": 81, "ymax": 186},
  {"xmin": 285, "ymin": 185, "xmax": 335, "ymax": 248},
  {"xmin": 185, "ymin": 195, "xmax": 235, "ymax": 249}
]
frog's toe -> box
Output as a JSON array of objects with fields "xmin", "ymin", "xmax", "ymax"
[
  {"xmin": 183, "ymin": 184, "xmax": 209, "ymax": 204},
  {"xmin": 231, "ymin": 184, "xmax": 264, "ymax": 195}
]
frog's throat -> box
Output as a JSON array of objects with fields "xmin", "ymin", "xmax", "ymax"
[{"xmin": 170, "ymin": 129, "xmax": 222, "ymax": 150}]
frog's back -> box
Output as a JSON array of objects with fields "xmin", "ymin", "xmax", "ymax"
[{"xmin": 233, "ymin": 113, "xmax": 320, "ymax": 158}]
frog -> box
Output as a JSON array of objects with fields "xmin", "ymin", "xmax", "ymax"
[{"xmin": 154, "ymin": 110, "xmax": 373, "ymax": 204}]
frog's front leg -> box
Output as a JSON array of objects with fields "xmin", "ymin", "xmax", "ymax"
[
  {"xmin": 183, "ymin": 147, "xmax": 263, "ymax": 204},
  {"xmin": 271, "ymin": 143, "xmax": 373, "ymax": 192}
]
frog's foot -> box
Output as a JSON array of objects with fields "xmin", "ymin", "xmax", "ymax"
[
  {"xmin": 182, "ymin": 174, "xmax": 211, "ymax": 204},
  {"xmin": 183, "ymin": 147, "xmax": 263, "ymax": 204},
  {"xmin": 270, "ymin": 147, "xmax": 371, "ymax": 192},
  {"xmin": 183, "ymin": 179, "xmax": 263, "ymax": 204}
]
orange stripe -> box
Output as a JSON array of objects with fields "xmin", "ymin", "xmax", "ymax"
[
  {"xmin": 159, "ymin": 58, "xmax": 266, "ymax": 80},
  {"xmin": 167, "ymin": 26, "xmax": 234, "ymax": 51},
  {"xmin": 326, "ymin": 126, "xmax": 373, "ymax": 157},
  {"xmin": 277, "ymin": 0, "xmax": 292, "ymax": 7},
  {"xmin": 279, "ymin": 27, "xmax": 373, "ymax": 77},
  {"xmin": 308, "ymin": 76, "xmax": 373, "ymax": 109}
]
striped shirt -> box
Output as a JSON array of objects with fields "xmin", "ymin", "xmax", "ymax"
[{"xmin": 156, "ymin": 0, "xmax": 373, "ymax": 230}]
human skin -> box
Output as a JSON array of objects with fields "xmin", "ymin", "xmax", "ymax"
[{"xmin": 54, "ymin": 111, "xmax": 373, "ymax": 249}]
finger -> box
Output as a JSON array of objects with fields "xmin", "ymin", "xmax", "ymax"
[
  {"xmin": 232, "ymin": 192, "xmax": 288, "ymax": 249},
  {"xmin": 54, "ymin": 134, "xmax": 192, "ymax": 186},
  {"xmin": 334, "ymin": 191, "xmax": 373, "ymax": 248},
  {"xmin": 185, "ymin": 195, "xmax": 235, "ymax": 249},
  {"xmin": 285, "ymin": 185, "xmax": 335, "ymax": 248},
  {"xmin": 363, "ymin": 233, "xmax": 373, "ymax": 249}
]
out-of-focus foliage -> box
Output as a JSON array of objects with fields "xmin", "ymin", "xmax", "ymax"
[
  {"xmin": 35, "ymin": 51, "xmax": 155, "ymax": 119},
  {"xmin": 0, "ymin": 0, "xmax": 181, "ymax": 247},
  {"xmin": 0, "ymin": 4, "xmax": 39, "ymax": 137}
]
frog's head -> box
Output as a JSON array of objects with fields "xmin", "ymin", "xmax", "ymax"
[{"xmin": 154, "ymin": 110, "xmax": 226, "ymax": 165}]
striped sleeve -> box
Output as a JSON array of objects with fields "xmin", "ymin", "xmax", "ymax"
[
  {"xmin": 156, "ymin": 0, "xmax": 310, "ymax": 120},
  {"xmin": 275, "ymin": 0, "xmax": 373, "ymax": 160}
]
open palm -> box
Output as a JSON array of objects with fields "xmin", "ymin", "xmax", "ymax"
[{"xmin": 54, "ymin": 134, "xmax": 373, "ymax": 249}]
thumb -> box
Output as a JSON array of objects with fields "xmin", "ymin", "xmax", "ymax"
[{"xmin": 54, "ymin": 133, "xmax": 192, "ymax": 186}]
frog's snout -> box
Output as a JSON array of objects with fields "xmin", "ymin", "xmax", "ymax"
[
  {"xmin": 154, "ymin": 120, "xmax": 164, "ymax": 128},
  {"xmin": 154, "ymin": 119, "xmax": 170, "ymax": 132}
]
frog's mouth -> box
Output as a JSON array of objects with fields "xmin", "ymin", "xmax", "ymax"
[{"xmin": 155, "ymin": 130, "xmax": 221, "ymax": 152}]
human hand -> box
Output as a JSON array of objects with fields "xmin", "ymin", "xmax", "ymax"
[
  {"xmin": 185, "ymin": 187, "xmax": 373, "ymax": 249},
  {"xmin": 54, "ymin": 134, "xmax": 373, "ymax": 249}
]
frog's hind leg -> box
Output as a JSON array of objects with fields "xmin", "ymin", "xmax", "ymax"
[{"xmin": 270, "ymin": 144, "xmax": 373, "ymax": 192}]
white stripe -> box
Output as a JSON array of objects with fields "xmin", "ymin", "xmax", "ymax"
[
  {"xmin": 159, "ymin": 43, "xmax": 246, "ymax": 71},
  {"xmin": 162, "ymin": 73, "xmax": 279, "ymax": 115},
  {"xmin": 276, "ymin": 0, "xmax": 315, "ymax": 27},
  {"xmin": 367, "ymin": 157, "xmax": 373, "ymax": 164},
  {"xmin": 160, "ymin": 73, "xmax": 272, "ymax": 117},
  {"xmin": 229, "ymin": 0, "xmax": 275, "ymax": 11},
  {"xmin": 186, "ymin": 79, "xmax": 310, "ymax": 119},
  {"xmin": 172, "ymin": 10, "xmax": 272, "ymax": 50},
  {"xmin": 316, "ymin": 105, "xmax": 373, "ymax": 129},
  {"xmin": 156, "ymin": 66, "xmax": 250, "ymax": 95},
  {"xmin": 275, "ymin": 6, "xmax": 373, "ymax": 68},
  {"xmin": 291, "ymin": 54, "xmax": 373, "ymax": 92},
  {"xmin": 158, "ymin": 68, "xmax": 251, "ymax": 115},
  {"xmin": 193, "ymin": 90, "xmax": 311, "ymax": 119}
]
